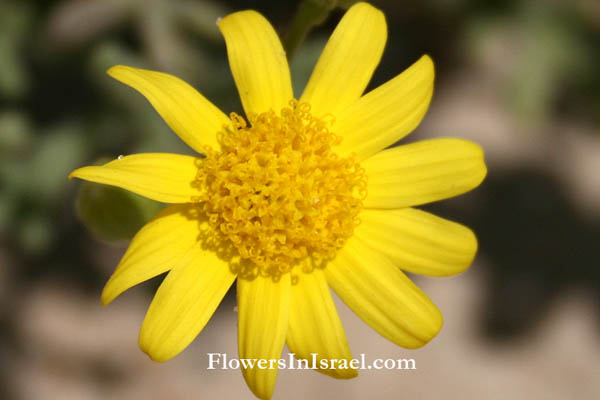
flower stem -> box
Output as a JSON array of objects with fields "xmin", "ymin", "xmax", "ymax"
[{"xmin": 283, "ymin": 0, "xmax": 337, "ymax": 61}]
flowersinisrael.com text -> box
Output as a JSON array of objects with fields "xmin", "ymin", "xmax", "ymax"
[{"xmin": 207, "ymin": 353, "xmax": 416, "ymax": 371}]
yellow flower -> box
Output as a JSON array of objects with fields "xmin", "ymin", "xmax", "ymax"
[{"xmin": 70, "ymin": 2, "xmax": 486, "ymax": 399}]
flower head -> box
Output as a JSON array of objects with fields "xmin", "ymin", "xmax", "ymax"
[
  {"xmin": 70, "ymin": 2, "xmax": 486, "ymax": 399},
  {"xmin": 197, "ymin": 101, "xmax": 366, "ymax": 280}
]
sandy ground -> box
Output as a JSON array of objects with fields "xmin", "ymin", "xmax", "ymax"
[{"xmin": 12, "ymin": 261, "xmax": 600, "ymax": 400}]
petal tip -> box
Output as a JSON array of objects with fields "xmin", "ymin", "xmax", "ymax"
[
  {"xmin": 350, "ymin": 1, "xmax": 387, "ymax": 38},
  {"xmin": 66, "ymin": 165, "xmax": 99, "ymax": 183},
  {"xmin": 67, "ymin": 167, "xmax": 86, "ymax": 181},
  {"xmin": 241, "ymin": 370, "xmax": 275, "ymax": 400},
  {"xmin": 140, "ymin": 346, "xmax": 169, "ymax": 363},
  {"xmin": 462, "ymin": 229, "xmax": 480, "ymax": 273},
  {"xmin": 421, "ymin": 307, "xmax": 444, "ymax": 347},
  {"xmin": 420, "ymin": 54, "xmax": 435, "ymax": 68},
  {"xmin": 218, "ymin": 9, "xmax": 261, "ymax": 30},
  {"xmin": 345, "ymin": 369, "xmax": 359, "ymax": 379},
  {"xmin": 351, "ymin": 1, "xmax": 381, "ymax": 12},
  {"xmin": 327, "ymin": 367, "xmax": 359, "ymax": 380},
  {"xmin": 478, "ymin": 157, "xmax": 488, "ymax": 185},
  {"xmin": 106, "ymin": 65, "xmax": 129, "ymax": 80},
  {"xmin": 100, "ymin": 286, "xmax": 115, "ymax": 307},
  {"xmin": 402, "ymin": 309, "xmax": 443, "ymax": 349},
  {"xmin": 138, "ymin": 332, "xmax": 171, "ymax": 363},
  {"xmin": 465, "ymin": 140, "xmax": 488, "ymax": 189},
  {"xmin": 447, "ymin": 225, "xmax": 479, "ymax": 277}
]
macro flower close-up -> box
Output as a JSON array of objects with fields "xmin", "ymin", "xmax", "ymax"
[{"xmin": 68, "ymin": 2, "xmax": 486, "ymax": 399}]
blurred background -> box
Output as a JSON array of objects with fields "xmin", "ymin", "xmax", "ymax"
[{"xmin": 1, "ymin": 0, "xmax": 599, "ymax": 398}]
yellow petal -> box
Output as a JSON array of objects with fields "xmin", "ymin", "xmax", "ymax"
[
  {"xmin": 218, "ymin": 11, "xmax": 293, "ymax": 115},
  {"xmin": 238, "ymin": 275, "xmax": 290, "ymax": 400},
  {"xmin": 325, "ymin": 236, "xmax": 443, "ymax": 349},
  {"xmin": 363, "ymin": 138, "xmax": 487, "ymax": 208},
  {"xmin": 102, "ymin": 204, "xmax": 204, "ymax": 305},
  {"xmin": 139, "ymin": 243, "xmax": 236, "ymax": 362},
  {"xmin": 69, "ymin": 153, "xmax": 202, "ymax": 203},
  {"xmin": 300, "ymin": 2, "xmax": 386, "ymax": 118},
  {"xmin": 286, "ymin": 268, "xmax": 356, "ymax": 379},
  {"xmin": 108, "ymin": 65, "xmax": 229, "ymax": 153},
  {"xmin": 355, "ymin": 208, "xmax": 478, "ymax": 276},
  {"xmin": 334, "ymin": 55, "xmax": 434, "ymax": 160}
]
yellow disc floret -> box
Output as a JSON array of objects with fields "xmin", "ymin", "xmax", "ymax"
[{"xmin": 195, "ymin": 100, "xmax": 366, "ymax": 280}]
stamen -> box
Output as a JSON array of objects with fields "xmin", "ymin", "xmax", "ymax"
[{"xmin": 195, "ymin": 100, "xmax": 366, "ymax": 280}]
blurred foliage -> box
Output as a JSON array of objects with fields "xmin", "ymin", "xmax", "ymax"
[
  {"xmin": 282, "ymin": 0, "xmax": 360, "ymax": 59},
  {"xmin": 76, "ymin": 179, "xmax": 163, "ymax": 242},
  {"xmin": 465, "ymin": 1, "xmax": 595, "ymax": 124},
  {"xmin": 0, "ymin": 2, "xmax": 32, "ymax": 98}
]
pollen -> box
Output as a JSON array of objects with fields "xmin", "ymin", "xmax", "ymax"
[{"xmin": 195, "ymin": 100, "xmax": 366, "ymax": 280}]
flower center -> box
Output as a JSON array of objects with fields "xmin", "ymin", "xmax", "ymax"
[{"xmin": 195, "ymin": 100, "xmax": 366, "ymax": 280}]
